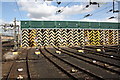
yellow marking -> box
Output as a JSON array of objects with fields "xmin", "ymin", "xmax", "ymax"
[
  {"xmin": 35, "ymin": 52, "xmax": 40, "ymax": 55},
  {"xmin": 96, "ymin": 49, "xmax": 101, "ymax": 52},
  {"xmin": 56, "ymin": 51, "xmax": 61, "ymax": 54},
  {"xmin": 13, "ymin": 52, "xmax": 18, "ymax": 55},
  {"xmin": 78, "ymin": 50, "xmax": 84, "ymax": 53}
]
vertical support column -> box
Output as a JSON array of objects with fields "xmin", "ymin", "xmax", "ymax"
[
  {"xmin": 14, "ymin": 18, "xmax": 17, "ymax": 49},
  {"xmin": 0, "ymin": 34, "xmax": 2, "ymax": 54},
  {"xmin": 118, "ymin": 30, "xmax": 120, "ymax": 45},
  {"xmin": 0, "ymin": 34, "xmax": 2, "ymax": 79}
]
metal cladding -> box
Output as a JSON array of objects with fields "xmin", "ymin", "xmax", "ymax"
[{"xmin": 21, "ymin": 21, "xmax": 119, "ymax": 47}]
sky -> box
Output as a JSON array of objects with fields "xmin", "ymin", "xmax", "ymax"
[
  {"xmin": 0, "ymin": 0, "xmax": 119, "ymax": 35},
  {"xmin": 0, "ymin": 0, "xmax": 119, "ymax": 23}
]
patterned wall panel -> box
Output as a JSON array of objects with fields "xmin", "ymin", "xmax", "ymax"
[
  {"xmin": 118, "ymin": 30, "xmax": 120, "ymax": 45},
  {"xmin": 73, "ymin": 29, "xmax": 79, "ymax": 46},
  {"xmin": 84, "ymin": 30, "xmax": 90, "ymax": 46},
  {"xmin": 43, "ymin": 29, "xmax": 49, "ymax": 46},
  {"xmin": 67, "ymin": 29, "xmax": 74, "ymax": 46},
  {"xmin": 22, "ymin": 29, "xmax": 119, "ymax": 47},
  {"xmin": 49, "ymin": 29, "xmax": 55, "ymax": 46},
  {"xmin": 109, "ymin": 30, "xmax": 114, "ymax": 45},
  {"xmin": 61, "ymin": 29, "xmax": 68, "ymax": 46},
  {"xmin": 29, "ymin": 29, "xmax": 37, "ymax": 47},
  {"xmin": 22, "ymin": 29, "xmax": 29, "ymax": 47},
  {"xmin": 94, "ymin": 30, "xmax": 100, "ymax": 45},
  {"xmin": 78, "ymin": 29, "xmax": 84, "ymax": 46},
  {"xmin": 55, "ymin": 29, "xmax": 62, "ymax": 46},
  {"xmin": 114, "ymin": 30, "xmax": 119, "ymax": 45},
  {"xmin": 37, "ymin": 29, "xmax": 43, "ymax": 46},
  {"xmin": 100, "ymin": 30, "xmax": 105, "ymax": 45}
]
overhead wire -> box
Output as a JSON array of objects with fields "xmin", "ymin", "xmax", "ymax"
[
  {"xmin": 91, "ymin": 4, "xmax": 118, "ymax": 18},
  {"xmin": 81, "ymin": 3, "xmax": 118, "ymax": 20},
  {"xmin": 15, "ymin": 0, "xmax": 23, "ymax": 20},
  {"xmin": 79, "ymin": 3, "xmax": 108, "ymax": 19},
  {"xmin": 56, "ymin": 2, "xmax": 73, "ymax": 14}
]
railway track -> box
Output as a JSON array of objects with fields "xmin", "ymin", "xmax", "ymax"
[
  {"xmin": 84, "ymin": 46, "xmax": 120, "ymax": 56},
  {"xmin": 26, "ymin": 48, "xmax": 31, "ymax": 80},
  {"xmin": 2, "ymin": 48, "xmax": 31, "ymax": 80},
  {"xmin": 49, "ymin": 46, "xmax": 119, "ymax": 77},
  {"xmin": 54, "ymin": 46, "xmax": 120, "ymax": 74},
  {"xmin": 62, "ymin": 47, "xmax": 120, "ymax": 68},
  {"xmin": 70, "ymin": 46, "xmax": 120, "ymax": 61},
  {"xmin": 2, "ymin": 46, "xmax": 120, "ymax": 79},
  {"xmin": 2, "ymin": 40, "xmax": 14, "ymax": 47},
  {"xmin": 40, "ymin": 47, "xmax": 99, "ymax": 80},
  {"xmin": 2, "ymin": 40, "xmax": 14, "ymax": 55}
]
